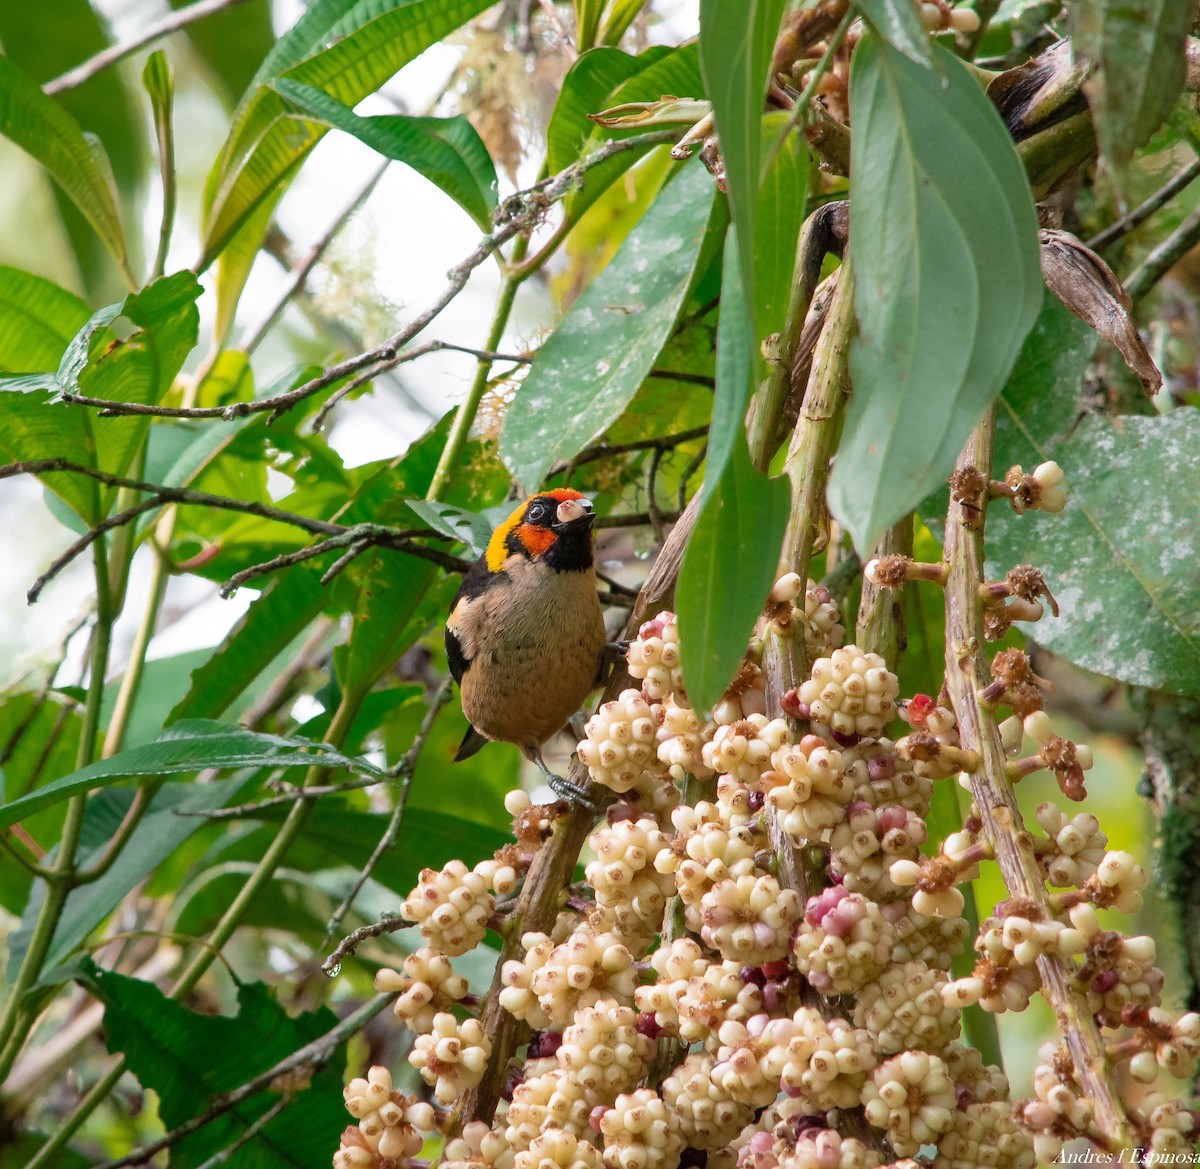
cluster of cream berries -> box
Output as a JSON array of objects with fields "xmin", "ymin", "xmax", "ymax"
[{"xmin": 334, "ymin": 568, "xmax": 1195, "ymax": 1169}]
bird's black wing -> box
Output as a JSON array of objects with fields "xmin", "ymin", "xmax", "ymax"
[{"xmin": 445, "ymin": 552, "xmax": 498, "ymax": 686}]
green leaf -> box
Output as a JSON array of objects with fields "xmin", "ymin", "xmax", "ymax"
[
  {"xmin": 563, "ymin": 45, "xmax": 703, "ymax": 227},
  {"xmin": 501, "ymin": 160, "xmax": 717, "ymax": 490},
  {"xmin": 0, "ymin": 54, "xmax": 128, "ymax": 270},
  {"xmin": 0, "ymin": 265, "xmax": 90, "ymax": 373},
  {"xmin": 0, "ymin": 0, "xmax": 143, "ymax": 298},
  {"xmin": 700, "ymin": 228, "xmax": 754, "ymax": 492},
  {"xmin": 678, "ymin": 431, "xmax": 791, "ymax": 712},
  {"xmin": 989, "ymin": 298, "xmax": 1200, "ymax": 695},
  {"xmin": 830, "ymin": 36, "xmax": 1041, "ymax": 550},
  {"xmin": 1071, "ymin": 0, "xmax": 1189, "ymax": 174},
  {"xmin": 143, "ymin": 51, "xmax": 176, "ymax": 280},
  {"xmin": 600, "ymin": 0, "xmax": 649, "ymax": 45},
  {"xmin": 853, "ymin": 0, "xmax": 933, "ymax": 65},
  {"xmin": 12, "ymin": 778, "xmax": 258, "ymax": 985},
  {"xmin": 0, "ymin": 721, "xmax": 383, "ymax": 831},
  {"xmin": 274, "ymin": 80, "xmax": 497, "ymax": 229},
  {"xmin": 200, "ymin": 0, "xmax": 495, "ymax": 268},
  {"xmin": 171, "ymin": 567, "xmax": 331, "ymax": 721},
  {"xmin": 575, "ymin": 0, "xmax": 604, "ymax": 49},
  {"xmin": 547, "ymin": 47, "xmax": 646, "ymax": 173},
  {"xmin": 753, "ymin": 115, "xmax": 811, "ymax": 355},
  {"xmin": 405, "ymin": 499, "xmax": 494, "ymax": 557},
  {"xmin": 698, "ymin": 0, "xmax": 788, "ymax": 351},
  {"xmin": 81, "ymin": 966, "xmax": 346, "ymax": 1169}
]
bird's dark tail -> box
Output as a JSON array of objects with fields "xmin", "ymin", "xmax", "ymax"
[{"xmin": 454, "ymin": 726, "xmax": 488, "ymax": 762}]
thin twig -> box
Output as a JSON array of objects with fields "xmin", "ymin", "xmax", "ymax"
[
  {"xmin": 0, "ymin": 460, "xmax": 466, "ymax": 602},
  {"xmin": 177, "ymin": 776, "xmax": 385, "ymax": 821},
  {"xmin": 52, "ymin": 131, "xmax": 677, "ymax": 425},
  {"xmin": 594, "ymin": 510, "xmax": 682, "ymax": 530},
  {"xmin": 548, "ymin": 426, "xmax": 708, "ymax": 478},
  {"xmin": 219, "ymin": 527, "xmax": 469, "ymax": 597},
  {"xmin": 242, "ymin": 160, "xmax": 391, "ymax": 355},
  {"xmin": 942, "ymin": 414, "xmax": 1133, "ymax": 1155},
  {"xmin": 1125, "ymin": 200, "xmax": 1200, "ymax": 302},
  {"xmin": 1088, "ymin": 155, "xmax": 1200, "ymax": 251},
  {"xmin": 322, "ymin": 914, "xmax": 411, "ymax": 974},
  {"xmin": 89, "ymin": 993, "xmax": 395, "ymax": 1169},
  {"xmin": 192, "ymin": 1096, "xmax": 291, "ymax": 1169},
  {"xmin": 45, "ymin": 0, "xmax": 249, "ymax": 94},
  {"xmin": 321, "ymin": 678, "xmax": 454, "ymax": 955}
]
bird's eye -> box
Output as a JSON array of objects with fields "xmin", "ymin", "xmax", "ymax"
[{"xmin": 526, "ymin": 501, "xmax": 549, "ymax": 523}]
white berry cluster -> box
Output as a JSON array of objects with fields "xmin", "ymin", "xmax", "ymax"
[
  {"xmin": 334, "ymin": 1065, "xmax": 435, "ymax": 1167},
  {"xmin": 401, "ymin": 858, "xmax": 497, "ymax": 956},
  {"xmin": 795, "ymin": 646, "xmax": 900, "ymax": 741},
  {"xmin": 578, "ymin": 690, "xmax": 659, "ymax": 793},
  {"xmin": 335, "ymin": 551, "xmax": 1194, "ymax": 1169}
]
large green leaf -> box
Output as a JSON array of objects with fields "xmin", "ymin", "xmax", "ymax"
[
  {"xmin": 10, "ymin": 777, "xmax": 258, "ymax": 985},
  {"xmin": 200, "ymin": 0, "xmax": 495, "ymax": 267},
  {"xmin": 0, "ymin": 55, "xmax": 127, "ymax": 270},
  {"xmin": 501, "ymin": 160, "xmax": 717, "ymax": 490},
  {"xmin": 0, "ymin": 721, "xmax": 383, "ymax": 831},
  {"xmin": 1071, "ymin": 0, "xmax": 1189, "ymax": 173},
  {"xmin": 678, "ymin": 432, "xmax": 791, "ymax": 713},
  {"xmin": 0, "ymin": 265, "xmax": 90, "ymax": 373},
  {"xmin": 564, "ymin": 45, "xmax": 704, "ymax": 227},
  {"xmin": 678, "ymin": 228, "xmax": 791, "ymax": 710},
  {"xmin": 81, "ymin": 966, "xmax": 346, "ymax": 1169},
  {"xmin": 989, "ymin": 298, "xmax": 1200, "ymax": 695},
  {"xmin": 0, "ymin": 271, "xmax": 202, "ymax": 523},
  {"xmin": 752, "ymin": 115, "xmax": 811, "ymax": 363},
  {"xmin": 546, "ymin": 47, "xmax": 649, "ymax": 173},
  {"xmin": 0, "ymin": 0, "xmax": 142, "ymax": 296},
  {"xmin": 698, "ymin": 0, "xmax": 788, "ymax": 356},
  {"xmin": 829, "ymin": 36, "xmax": 1041, "ymax": 550},
  {"xmin": 853, "ymin": 0, "xmax": 933, "ymax": 65},
  {"xmin": 274, "ymin": 80, "xmax": 497, "ymax": 229}
]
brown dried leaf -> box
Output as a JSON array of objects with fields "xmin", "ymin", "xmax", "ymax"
[{"xmin": 1039, "ymin": 227, "xmax": 1162, "ymax": 396}]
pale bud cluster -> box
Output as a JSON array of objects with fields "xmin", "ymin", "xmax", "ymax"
[
  {"xmin": 374, "ymin": 946, "xmax": 469, "ymax": 1033},
  {"xmin": 853, "ymin": 959, "xmax": 960, "ymax": 1054},
  {"xmin": 335, "ymin": 1066, "xmax": 435, "ymax": 1167},
  {"xmin": 793, "ymin": 885, "xmax": 893, "ymax": 995},
  {"xmin": 761, "ymin": 735, "xmax": 853, "ymax": 843},
  {"xmin": 767, "ymin": 573, "xmax": 845, "ymax": 660},
  {"xmin": 598, "ymin": 1088, "xmax": 686, "ymax": 1169},
  {"xmin": 408, "ymin": 1012, "xmax": 491, "ymax": 1104},
  {"xmin": 626, "ymin": 612, "xmax": 685, "ymax": 702},
  {"xmin": 586, "ymin": 817, "xmax": 674, "ymax": 949},
  {"xmin": 401, "ymin": 858, "xmax": 496, "ymax": 956},
  {"xmin": 500, "ymin": 924, "xmax": 637, "ymax": 1028},
  {"xmin": 862, "ymin": 1050, "xmax": 957, "ymax": 1155},
  {"xmin": 914, "ymin": 0, "xmax": 981, "ymax": 32},
  {"xmin": 655, "ymin": 694, "xmax": 713, "ymax": 781},
  {"xmin": 701, "ymin": 716, "xmax": 791, "ymax": 785},
  {"xmin": 795, "ymin": 646, "xmax": 900, "ymax": 741},
  {"xmin": 578, "ymin": 690, "xmax": 659, "ymax": 793},
  {"xmin": 1005, "ymin": 460, "xmax": 1068, "ymax": 514},
  {"xmin": 700, "ymin": 873, "xmax": 801, "ymax": 965},
  {"xmin": 1035, "ymin": 803, "xmax": 1107, "ymax": 887},
  {"xmin": 557, "ymin": 998, "xmax": 654, "ymax": 1097}
]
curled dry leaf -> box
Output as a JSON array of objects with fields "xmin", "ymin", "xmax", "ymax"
[
  {"xmin": 987, "ymin": 41, "xmax": 1089, "ymax": 141},
  {"xmin": 1038, "ymin": 227, "xmax": 1162, "ymax": 396}
]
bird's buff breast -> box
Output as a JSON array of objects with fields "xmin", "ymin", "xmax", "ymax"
[{"xmin": 456, "ymin": 557, "xmax": 606, "ymax": 749}]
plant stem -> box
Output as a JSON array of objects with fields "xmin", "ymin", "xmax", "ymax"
[
  {"xmin": 0, "ymin": 542, "xmax": 115, "ymax": 1082},
  {"xmin": 426, "ymin": 236, "xmax": 530, "ymax": 500},
  {"xmin": 855, "ymin": 518, "xmax": 913, "ymax": 666},
  {"xmin": 941, "ymin": 412, "xmax": 1133, "ymax": 1154}
]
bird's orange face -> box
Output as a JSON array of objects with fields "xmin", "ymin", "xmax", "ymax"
[{"xmin": 485, "ymin": 489, "xmax": 594, "ymax": 571}]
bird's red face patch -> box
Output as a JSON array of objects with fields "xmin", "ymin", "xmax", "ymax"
[{"xmin": 514, "ymin": 523, "xmax": 556, "ymax": 558}]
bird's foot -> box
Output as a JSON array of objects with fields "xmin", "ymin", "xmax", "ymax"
[
  {"xmin": 528, "ymin": 747, "xmax": 598, "ymax": 812},
  {"xmin": 602, "ymin": 639, "xmax": 631, "ymax": 664},
  {"xmin": 546, "ymin": 770, "xmax": 599, "ymax": 811}
]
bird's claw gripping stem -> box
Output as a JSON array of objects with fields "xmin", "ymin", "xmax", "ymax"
[{"xmin": 529, "ymin": 747, "xmax": 598, "ymax": 812}]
